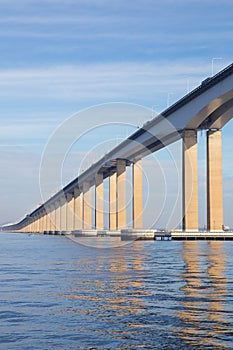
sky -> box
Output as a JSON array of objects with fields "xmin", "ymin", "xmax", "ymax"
[{"xmin": 0, "ymin": 0, "xmax": 233, "ymax": 228}]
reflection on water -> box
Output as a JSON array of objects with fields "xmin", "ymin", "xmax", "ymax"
[
  {"xmin": 177, "ymin": 241, "xmax": 231, "ymax": 349},
  {"xmin": 0, "ymin": 233, "xmax": 233, "ymax": 349}
]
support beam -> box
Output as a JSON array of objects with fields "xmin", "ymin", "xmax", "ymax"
[
  {"xmin": 133, "ymin": 160, "xmax": 143, "ymax": 229},
  {"xmin": 109, "ymin": 172, "xmax": 117, "ymax": 230},
  {"xmin": 207, "ymin": 129, "xmax": 223, "ymax": 231},
  {"xmin": 95, "ymin": 173, "xmax": 104, "ymax": 230},
  {"xmin": 117, "ymin": 159, "xmax": 126, "ymax": 229},
  {"xmin": 83, "ymin": 182, "xmax": 92, "ymax": 230},
  {"xmin": 182, "ymin": 130, "xmax": 199, "ymax": 231},
  {"xmin": 74, "ymin": 188, "xmax": 83, "ymax": 230}
]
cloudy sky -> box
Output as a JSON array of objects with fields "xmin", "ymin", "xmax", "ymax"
[{"xmin": 0, "ymin": 0, "xmax": 232, "ymax": 228}]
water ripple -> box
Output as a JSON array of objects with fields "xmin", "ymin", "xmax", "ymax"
[{"xmin": 0, "ymin": 234, "xmax": 233, "ymax": 349}]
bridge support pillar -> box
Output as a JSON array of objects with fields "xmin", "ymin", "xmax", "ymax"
[
  {"xmin": 55, "ymin": 201, "xmax": 61, "ymax": 231},
  {"xmin": 83, "ymin": 182, "xmax": 92, "ymax": 230},
  {"xmin": 74, "ymin": 188, "xmax": 83, "ymax": 229},
  {"xmin": 117, "ymin": 159, "xmax": 126, "ymax": 229},
  {"xmin": 95, "ymin": 173, "xmax": 104, "ymax": 230},
  {"xmin": 45, "ymin": 208, "xmax": 51, "ymax": 231},
  {"xmin": 60, "ymin": 197, "xmax": 67, "ymax": 231},
  {"xmin": 49, "ymin": 204, "xmax": 56, "ymax": 231},
  {"xmin": 30, "ymin": 220, "xmax": 34, "ymax": 232},
  {"xmin": 207, "ymin": 129, "xmax": 223, "ymax": 231},
  {"xmin": 38, "ymin": 212, "xmax": 42, "ymax": 233},
  {"xmin": 182, "ymin": 130, "xmax": 198, "ymax": 231},
  {"xmin": 41, "ymin": 211, "xmax": 46, "ymax": 232},
  {"xmin": 34, "ymin": 215, "xmax": 39, "ymax": 232},
  {"xmin": 44, "ymin": 209, "xmax": 50, "ymax": 232},
  {"xmin": 109, "ymin": 172, "xmax": 117, "ymax": 230},
  {"xmin": 133, "ymin": 160, "xmax": 143, "ymax": 229},
  {"xmin": 66, "ymin": 193, "xmax": 74, "ymax": 231}
]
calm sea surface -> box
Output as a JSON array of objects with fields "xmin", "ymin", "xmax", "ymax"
[{"xmin": 0, "ymin": 232, "xmax": 233, "ymax": 349}]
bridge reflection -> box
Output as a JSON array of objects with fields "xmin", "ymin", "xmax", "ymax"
[{"xmin": 176, "ymin": 241, "xmax": 230, "ymax": 349}]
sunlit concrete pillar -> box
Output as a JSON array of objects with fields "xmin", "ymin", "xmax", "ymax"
[
  {"xmin": 32, "ymin": 218, "xmax": 36, "ymax": 232},
  {"xmin": 49, "ymin": 204, "xmax": 56, "ymax": 231},
  {"xmin": 182, "ymin": 130, "xmax": 198, "ymax": 231},
  {"xmin": 42, "ymin": 211, "xmax": 47, "ymax": 232},
  {"xmin": 55, "ymin": 201, "xmax": 61, "ymax": 231},
  {"xmin": 47, "ymin": 205, "xmax": 55, "ymax": 231},
  {"xmin": 74, "ymin": 188, "xmax": 83, "ymax": 229},
  {"xmin": 60, "ymin": 197, "xmax": 67, "ymax": 231},
  {"xmin": 27, "ymin": 221, "xmax": 32, "ymax": 232},
  {"xmin": 133, "ymin": 160, "xmax": 143, "ymax": 229},
  {"xmin": 38, "ymin": 213, "xmax": 42, "ymax": 233},
  {"xmin": 117, "ymin": 159, "xmax": 126, "ymax": 229},
  {"xmin": 83, "ymin": 182, "xmax": 92, "ymax": 230},
  {"xmin": 35, "ymin": 214, "xmax": 39, "ymax": 232},
  {"xmin": 45, "ymin": 209, "xmax": 50, "ymax": 231},
  {"xmin": 38, "ymin": 212, "xmax": 43, "ymax": 233},
  {"xmin": 27, "ymin": 219, "xmax": 32, "ymax": 232},
  {"xmin": 66, "ymin": 193, "xmax": 74, "ymax": 231},
  {"xmin": 38, "ymin": 213, "xmax": 42, "ymax": 232},
  {"xmin": 31, "ymin": 217, "xmax": 36, "ymax": 232},
  {"xmin": 207, "ymin": 129, "xmax": 223, "ymax": 231},
  {"xmin": 109, "ymin": 172, "xmax": 117, "ymax": 230},
  {"xmin": 29, "ymin": 219, "xmax": 33, "ymax": 232},
  {"xmin": 95, "ymin": 173, "xmax": 104, "ymax": 230}
]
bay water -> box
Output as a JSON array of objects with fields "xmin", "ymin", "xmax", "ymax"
[{"xmin": 0, "ymin": 232, "xmax": 233, "ymax": 349}]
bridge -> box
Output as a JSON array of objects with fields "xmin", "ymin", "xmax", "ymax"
[{"xmin": 3, "ymin": 63, "xmax": 233, "ymax": 235}]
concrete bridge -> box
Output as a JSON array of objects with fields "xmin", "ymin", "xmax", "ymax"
[{"xmin": 3, "ymin": 63, "xmax": 233, "ymax": 234}]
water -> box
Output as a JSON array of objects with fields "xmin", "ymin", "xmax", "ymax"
[{"xmin": 0, "ymin": 233, "xmax": 233, "ymax": 349}]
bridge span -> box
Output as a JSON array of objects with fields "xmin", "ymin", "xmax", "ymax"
[{"xmin": 3, "ymin": 63, "xmax": 233, "ymax": 234}]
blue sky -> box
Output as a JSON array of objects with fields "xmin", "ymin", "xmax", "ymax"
[{"xmin": 0, "ymin": 0, "xmax": 233, "ymax": 227}]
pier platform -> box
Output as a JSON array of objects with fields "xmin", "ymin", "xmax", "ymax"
[
  {"xmin": 43, "ymin": 229, "xmax": 233, "ymax": 241},
  {"xmin": 171, "ymin": 231, "xmax": 233, "ymax": 240}
]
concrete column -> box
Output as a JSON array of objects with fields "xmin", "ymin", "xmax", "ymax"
[
  {"xmin": 34, "ymin": 216, "xmax": 38, "ymax": 232},
  {"xmin": 182, "ymin": 130, "xmax": 198, "ymax": 231},
  {"xmin": 45, "ymin": 209, "xmax": 50, "ymax": 231},
  {"xmin": 47, "ymin": 205, "xmax": 55, "ymax": 231},
  {"xmin": 95, "ymin": 173, "xmax": 104, "ymax": 230},
  {"xmin": 133, "ymin": 160, "xmax": 143, "ymax": 229},
  {"xmin": 207, "ymin": 129, "xmax": 223, "ymax": 231},
  {"xmin": 35, "ymin": 215, "xmax": 39, "ymax": 232},
  {"xmin": 117, "ymin": 159, "xmax": 126, "ymax": 229},
  {"xmin": 30, "ymin": 219, "xmax": 34, "ymax": 232},
  {"xmin": 66, "ymin": 193, "xmax": 74, "ymax": 231},
  {"xmin": 38, "ymin": 212, "xmax": 43, "ymax": 233},
  {"xmin": 42, "ymin": 211, "xmax": 47, "ymax": 232},
  {"xmin": 83, "ymin": 182, "xmax": 92, "ymax": 230},
  {"xmin": 49, "ymin": 204, "xmax": 56, "ymax": 231},
  {"xmin": 55, "ymin": 201, "xmax": 61, "ymax": 231},
  {"xmin": 60, "ymin": 197, "xmax": 67, "ymax": 231},
  {"xmin": 39, "ymin": 212, "xmax": 44, "ymax": 233},
  {"xmin": 27, "ymin": 221, "xmax": 32, "ymax": 232},
  {"xmin": 109, "ymin": 172, "xmax": 117, "ymax": 230},
  {"xmin": 74, "ymin": 188, "xmax": 83, "ymax": 229}
]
